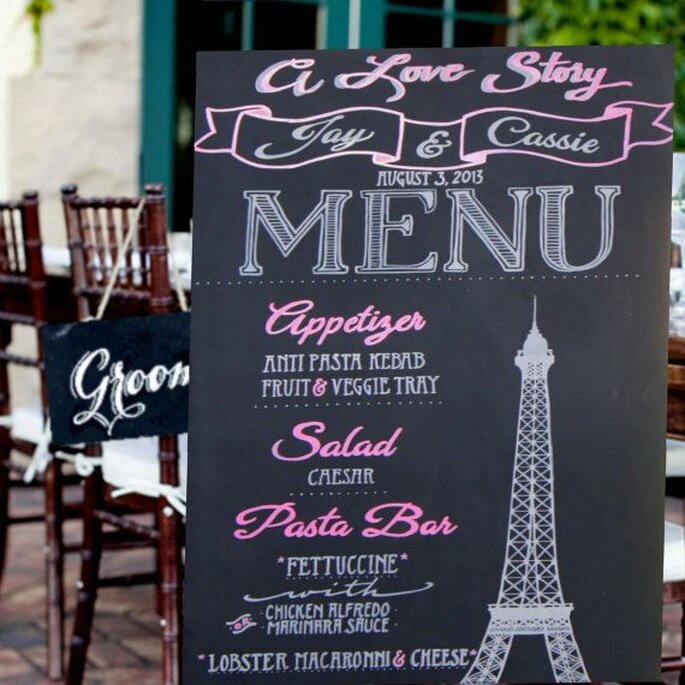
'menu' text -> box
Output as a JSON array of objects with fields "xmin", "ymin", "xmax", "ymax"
[{"xmin": 238, "ymin": 185, "xmax": 620, "ymax": 276}]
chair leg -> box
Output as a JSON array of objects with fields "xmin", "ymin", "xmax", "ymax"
[
  {"xmin": 680, "ymin": 601, "xmax": 685, "ymax": 685},
  {"xmin": 67, "ymin": 466, "xmax": 103, "ymax": 685},
  {"xmin": 44, "ymin": 457, "xmax": 65, "ymax": 681},
  {"xmin": 0, "ymin": 442, "xmax": 9, "ymax": 590},
  {"xmin": 158, "ymin": 502, "xmax": 182, "ymax": 685},
  {"xmin": 155, "ymin": 534, "xmax": 163, "ymax": 616},
  {"xmin": 0, "ymin": 326, "xmax": 11, "ymax": 591}
]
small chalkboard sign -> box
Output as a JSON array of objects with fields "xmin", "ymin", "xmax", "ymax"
[
  {"xmin": 43, "ymin": 312, "xmax": 190, "ymax": 444},
  {"xmin": 186, "ymin": 46, "xmax": 673, "ymax": 684}
]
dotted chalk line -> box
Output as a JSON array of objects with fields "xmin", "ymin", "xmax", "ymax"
[
  {"xmin": 287, "ymin": 491, "xmax": 389, "ymax": 497},
  {"xmin": 283, "ymin": 576, "xmax": 397, "ymax": 582},
  {"xmin": 253, "ymin": 400, "xmax": 442, "ymax": 410},
  {"xmin": 195, "ymin": 273, "xmax": 641, "ymax": 287}
]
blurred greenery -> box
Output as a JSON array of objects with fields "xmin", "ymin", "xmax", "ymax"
[
  {"xmin": 24, "ymin": 0, "xmax": 54, "ymax": 65},
  {"xmin": 517, "ymin": 0, "xmax": 685, "ymax": 149}
]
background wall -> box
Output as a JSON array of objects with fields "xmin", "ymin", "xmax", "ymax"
[
  {"xmin": 6, "ymin": 0, "xmax": 142, "ymax": 246},
  {"xmin": 0, "ymin": 1, "xmax": 33, "ymax": 199},
  {"xmin": 1, "ymin": 0, "xmax": 142, "ymax": 406}
]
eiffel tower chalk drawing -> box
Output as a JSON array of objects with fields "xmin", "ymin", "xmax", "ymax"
[{"xmin": 462, "ymin": 300, "xmax": 589, "ymax": 684}]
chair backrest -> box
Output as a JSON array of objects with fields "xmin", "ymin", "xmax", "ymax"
[
  {"xmin": 60, "ymin": 184, "xmax": 175, "ymax": 321},
  {"xmin": 0, "ymin": 191, "xmax": 48, "ymax": 329},
  {"xmin": 60, "ymin": 183, "xmax": 180, "ymax": 488},
  {"xmin": 0, "ymin": 191, "xmax": 49, "ymax": 412}
]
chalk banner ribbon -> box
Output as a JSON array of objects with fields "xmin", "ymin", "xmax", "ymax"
[{"xmin": 195, "ymin": 101, "xmax": 672, "ymax": 170}]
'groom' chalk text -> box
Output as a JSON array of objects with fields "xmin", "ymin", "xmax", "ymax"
[{"xmin": 69, "ymin": 348, "xmax": 189, "ymax": 435}]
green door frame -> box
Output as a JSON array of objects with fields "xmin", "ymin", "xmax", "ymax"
[
  {"xmin": 357, "ymin": 0, "xmax": 385, "ymax": 49},
  {"xmin": 140, "ymin": 0, "xmax": 508, "ymax": 228},
  {"xmin": 141, "ymin": 0, "xmax": 176, "ymax": 224},
  {"xmin": 323, "ymin": 0, "xmax": 350, "ymax": 49}
]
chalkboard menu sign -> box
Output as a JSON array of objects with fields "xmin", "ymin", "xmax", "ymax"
[{"xmin": 186, "ymin": 46, "xmax": 673, "ymax": 683}]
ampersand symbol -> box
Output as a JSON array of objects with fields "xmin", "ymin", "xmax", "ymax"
[
  {"xmin": 416, "ymin": 130, "xmax": 452, "ymax": 159},
  {"xmin": 393, "ymin": 650, "xmax": 406, "ymax": 668},
  {"xmin": 312, "ymin": 378, "xmax": 327, "ymax": 397}
]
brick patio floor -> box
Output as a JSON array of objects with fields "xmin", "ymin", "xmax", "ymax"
[{"xmin": 0, "ymin": 484, "xmax": 161, "ymax": 684}]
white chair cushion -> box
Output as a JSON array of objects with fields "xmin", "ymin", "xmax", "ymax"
[
  {"xmin": 102, "ymin": 434, "xmax": 188, "ymax": 492},
  {"xmin": 667, "ymin": 438, "xmax": 685, "ymax": 478},
  {"xmin": 42, "ymin": 245, "xmax": 71, "ymax": 275},
  {"xmin": 10, "ymin": 403, "xmax": 46, "ymax": 443},
  {"xmin": 665, "ymin": 521, "xmax": 685, "ymax": 582}
]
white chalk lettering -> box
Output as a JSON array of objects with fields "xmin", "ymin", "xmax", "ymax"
[{"xmin": 69, "ymin": 348, "xmax": 188, "ymax": 435}]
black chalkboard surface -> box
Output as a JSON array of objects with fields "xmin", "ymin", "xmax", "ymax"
[
  {"xmin": 43, "ymin": 312, "xmax": 190, "ymax": 444},
  {"xmin": 185, "ymin": 46, "xmax": 673, "ymax": 683}
]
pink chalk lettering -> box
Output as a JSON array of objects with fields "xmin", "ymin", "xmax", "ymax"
[
  {"xmin": 271, "ymin": 420, "xmax": 403, "ymax": 461},
  {"xmin": 265, "ymin": 299, "xmax": 426, "ymax": 346},
  {"xmin": 362, "ymin": 503, "xmax": 459, "ymax": 538},
  {"xmin": 481, "ymin": 50, "xmax": 632, "ymax": 101},
  {"xmin": 234, "ymin": 503, "xmax": 353, "ymax": 539},
  {"xmin": 335, "ymin": 54, "xmax": 473, "ymax": 103},
  {"xmin": 234, "ymin": 503, "xmax": 296, "ymax": 540},
  {"xmin": 255, "ymin": 58, "xmax": 324, "ymax": 97}
]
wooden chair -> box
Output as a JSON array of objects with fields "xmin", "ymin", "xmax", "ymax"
[
  {"xmin": 662, "ymin": 489, "xmax": 685, "ymax": 682},
  {"xmin": 0, "ymin": 190, "xmax": 84, "ymax": 679},
  {"xmin": 60, "ymin": 183, "xmax": 185, "ymax": 685},
  {"xmin": 0, "ymin": 190, "xmax": 82, "ymax": 681},
  {"xmin": 663, "ymin": 340, "xmax": 685, "ymax": 680}
]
